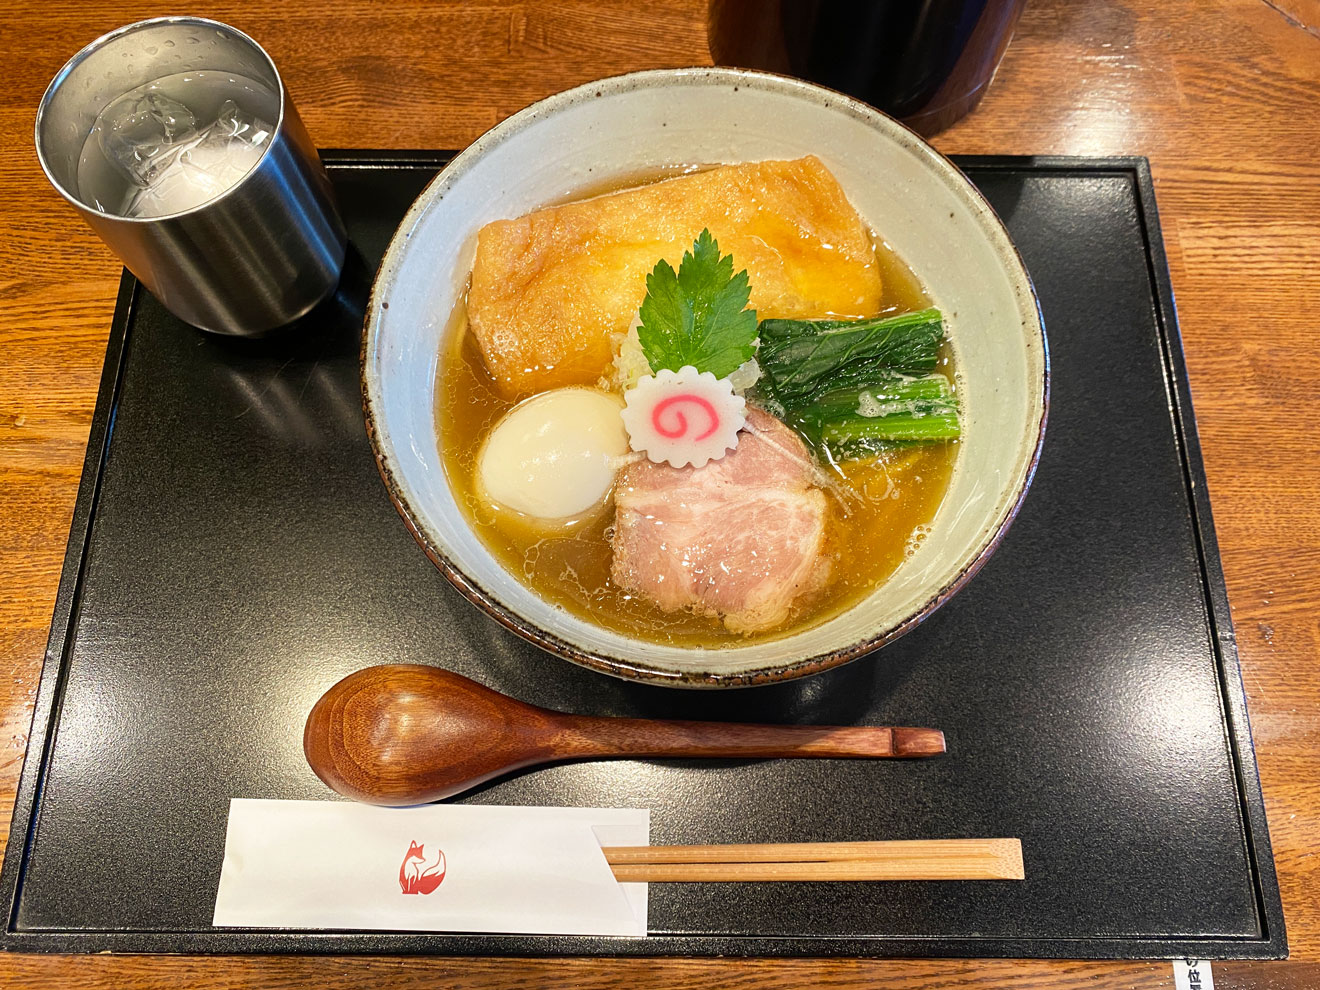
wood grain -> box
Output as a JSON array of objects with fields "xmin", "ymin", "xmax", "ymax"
[
  {"xmin": 603, "ymin": 839, "xmax": 1025, "ymax": 881},
  {"xmin": 602, "ymin": 838, "xmax": 1017, "ymax": 864},
  {"xmin": 1, "ymin": 0, "xmax": 1317, "ymax": 986},
  {"xmin": 608, "ymin": 859, "xmax": 1019, "ymax": 883}
]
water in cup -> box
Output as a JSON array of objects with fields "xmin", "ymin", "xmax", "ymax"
[{"xmin": 76, "ymin": 70, "xmax": 278, "ymax": 218}]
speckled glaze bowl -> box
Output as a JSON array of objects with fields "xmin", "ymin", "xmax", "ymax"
[{"xmin": 362, "ymin": 67, "xmax": 1048, "ymax": 688}]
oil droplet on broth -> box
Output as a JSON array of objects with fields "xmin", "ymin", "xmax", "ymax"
[{"xmin": 905, "ymin": 524, "xmax": 933, "ymax": 558}]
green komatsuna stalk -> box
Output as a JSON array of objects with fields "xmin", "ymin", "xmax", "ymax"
[{"xmin": 785, "ymin": 373, "xmax": 961, "ymax": 456}]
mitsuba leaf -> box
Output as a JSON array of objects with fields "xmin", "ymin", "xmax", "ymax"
[{"xmin": 637, "ymin": 229, "xmax": 758, "ymax": 379}]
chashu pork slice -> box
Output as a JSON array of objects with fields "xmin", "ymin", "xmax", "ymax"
[
  {"xmin": 468, "ymin": 156, "xmax": 883, "ymax": 396},
  {"xmin": 611, "ymin": 408, "xmax": 830, "ymax": 635}
]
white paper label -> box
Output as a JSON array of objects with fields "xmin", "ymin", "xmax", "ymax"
[
  {"xmin": 213, "ymin": 799, "xmax": 648, "ymax": 936},
  {"xmin": 1173, "ymin": 958, "xmax": 1215, "ymax": 990}
]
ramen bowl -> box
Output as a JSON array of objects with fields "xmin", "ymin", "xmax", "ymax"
[{"xmin": 362, "ymin": 67, "xmax": 1048, "ymax": 688}]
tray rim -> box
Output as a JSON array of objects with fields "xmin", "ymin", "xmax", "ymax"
[{"xmin": 0, "ymin": 151, "xmax": 1287, "ymax": 959}]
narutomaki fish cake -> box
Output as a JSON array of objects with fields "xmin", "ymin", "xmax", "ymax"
[{"xmin": 467, "ymin": 156, "xmax": 885, "ymax": 397}]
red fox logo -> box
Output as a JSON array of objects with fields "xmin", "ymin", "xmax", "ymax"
[{"xmin": 399, "ymin": 840, "xmax": 446, "ymax": 895}]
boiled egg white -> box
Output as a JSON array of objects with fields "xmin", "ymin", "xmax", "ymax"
[{"xmin": 476, "ymin": 387, "xmax": 629, "ymax": 522}]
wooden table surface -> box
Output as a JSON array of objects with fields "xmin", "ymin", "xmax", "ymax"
[{"xmin": 2, "ymin": 0, "xmax": 1317, "ymax": 986}]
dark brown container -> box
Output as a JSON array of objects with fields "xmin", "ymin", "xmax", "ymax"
[{"xmin": 709, "ymin": 0, "xmax": 1027, "ymax": 135}]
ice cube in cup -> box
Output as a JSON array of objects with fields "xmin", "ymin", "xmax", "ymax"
[
  {"xmin": 126, "ymin": 100, "xmax": 273, "ymax": 219},
  {"xmin": 98, "ymin": 90, "xmax": 199, "ymax": 189}
]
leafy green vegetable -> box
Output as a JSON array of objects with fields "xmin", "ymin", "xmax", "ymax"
[
  {"xmin": 757, "ymin": 308, "xmax": 945, "ymax": 402},
  {"xmin": 786, "ymin": 374, "xmax": 961, "ymax": 457},
  {"xmin": 792, "ymin": 373, "xmax": 953, "ymax": 423},
  {"xmin": 755, "ymin": 308, "xmax": 960, "ymax": 459},
  {"xmin": 637, "ymin": 229, "xmax": 758, "ymax": 379}
]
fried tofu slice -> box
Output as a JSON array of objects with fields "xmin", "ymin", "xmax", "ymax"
[{"xmin": 467, "ymin": 156, "xmax": 883, "ymax": 396}]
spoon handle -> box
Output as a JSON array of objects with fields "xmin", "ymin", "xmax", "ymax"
[{"xmin": 560, "ymin": 715, "xmax": 945, "ymax": 759}]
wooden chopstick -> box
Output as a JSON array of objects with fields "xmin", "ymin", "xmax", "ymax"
[{"xmin": 602, "ymin": 838, "xmax": 1023, "ymax": 882}]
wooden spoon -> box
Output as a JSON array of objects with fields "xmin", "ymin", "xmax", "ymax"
[{"xmin": 303, "ymin": 664, "xmax": 945, "ymax": 805}]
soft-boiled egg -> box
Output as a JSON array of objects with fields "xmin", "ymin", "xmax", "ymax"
[{"xmin": 476, "ymin": 387, "xmax": 629, "ymax": 522}]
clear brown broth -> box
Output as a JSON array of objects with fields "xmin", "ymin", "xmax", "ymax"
[{"xmin": 435, "ymin": 168, "xmax": 959, "ymax": 647}]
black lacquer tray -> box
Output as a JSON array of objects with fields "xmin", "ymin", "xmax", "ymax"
[{"xmin": 0, "ymin": 152, "xmax": 1286, "ymax": 958}]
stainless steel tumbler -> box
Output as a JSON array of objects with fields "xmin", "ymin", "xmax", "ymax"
[{"xmin": 35, "ymin": 17, "xmax": 347, "ymax": 336}]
